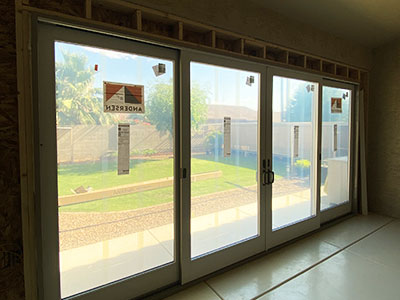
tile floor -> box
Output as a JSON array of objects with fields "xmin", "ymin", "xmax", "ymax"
[
  {"xmin": 163, "ymin": 213, "xmax": 399, "ymax": 300},
  {"xmin": 60, "ymin": 190, "xmax": 314, "ymax": 297},
  {"xmin": 60, "ymin": 186, "xmax": 328, "ymax": 297}
]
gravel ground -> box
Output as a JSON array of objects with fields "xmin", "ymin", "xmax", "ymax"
[{"xmin": 59, "ymin": 178, "xmax": 307, "ymax": 251}]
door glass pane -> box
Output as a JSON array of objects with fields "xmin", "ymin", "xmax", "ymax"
[
  {"xmin": 320, "ymin": 86, "xmax": 351, "ymax": 210},
  {"xmin": 55, "ymin": 42, "xmax": 175, "ymax": 298},
  {"xmin": 272, "ymin": 76, "xmax": 318, "ymax": 230},
  {"xmin": 190, "ymin": 62, "xmax": 260, "ymax": 258}
]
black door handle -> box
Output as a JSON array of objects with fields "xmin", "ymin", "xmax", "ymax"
[
  {"xmin": 267, "ymin": 169, "xmax": 275, "ymax": 184},
  {"xmin": 262, "ymin": 160, "xmax": 274, "ymax": 185},
  {"xmin": 262, "ymin": 170, "xmax": 267, "ymax": 185}
]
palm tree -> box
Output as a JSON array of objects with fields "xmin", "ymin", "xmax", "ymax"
[{"xmin": 55, "ymin": 50, "xmax": 115, "ymax": 125}]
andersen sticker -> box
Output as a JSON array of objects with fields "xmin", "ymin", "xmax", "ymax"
[{"xmin": 103, "ymin": 81, "xmax": 145, "ymax": 113}]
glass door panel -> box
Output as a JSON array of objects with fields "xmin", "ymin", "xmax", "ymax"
[
  {"xmin": 190, "ymin": 62, "xmax": 260, "ymax": 258},
  {"xmin": 54, "ymin": 42, "xmax": 175, "ymax": 298},
  {"xmin": 320, "ymin": 86, "xmax": 352, "ymax": 210},
  {"xmin": 272, "ymin": 76, "xmax": 318, "ymax": 230}
]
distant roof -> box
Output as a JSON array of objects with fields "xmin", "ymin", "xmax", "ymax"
[{"xmin": 207, "ymin": 104, "xmax": 257, "ymax": 121}]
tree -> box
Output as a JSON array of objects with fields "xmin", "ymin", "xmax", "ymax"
[
  {"xmin": 56, "ymin": 50, "xmax": 116, "ymax": 125},
  {"xmin": 285, "ymin": 86, "xmax": 313, "ymax": 122},
  {"xmin": 204, "ymin": 130, "xmax": 223, "ymax": 155},
  {"xmin": 145, "ymin": 82, "xmax": 173, "ymax": 136},
  {"xmin": 190, "ymin": 82, "xmax": 208, "ymax": 131},
  {"xmin": 146, "ymin": 81, "xmax": 208, "ymax": 137},
  {"xmin": 283, "ymin": 85, "xmax": 349, "ymax": 122}
]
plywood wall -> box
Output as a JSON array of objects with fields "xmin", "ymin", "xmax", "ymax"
[{"xmin": 0, "ymin": 0, "xmax": 25, "ymax": 299}]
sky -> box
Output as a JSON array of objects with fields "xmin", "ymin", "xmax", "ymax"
[
  {"xmin": 55, "ymin": 41, "xmax": 173, "ymax": 92},
  {"xmin": 54, "ymin": 41, "xmax": 348, "ymax": 116},
  {"xmin": 55, "ymin": 41, "xmax": 260, "ymax": 111}
]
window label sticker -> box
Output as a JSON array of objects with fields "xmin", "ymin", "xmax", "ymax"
[
  {"xmin": 152, "ymin": 63, "xmax": 166, "ymax": 76},
  {"xmin": 104, "ymin": 81, "xmax": 145, "ymax": 113},
  {"xmin": 293, "ymin": 125, "xmax": 299, "ymax": 158},
  {"xmin": 333, "ymin": 124, "xmax": 338, "ymax": 152},
  {"xmin": 118, "ymin": 123, "xmax": 130, "ymax": 175},
  {"xmin": 224, "ymin": 117, "xmax": 231, "ymax": 157}
]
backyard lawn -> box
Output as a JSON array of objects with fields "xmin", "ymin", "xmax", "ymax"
[{"xmin": 59, "ymin": 154, "xmax": 262, "ymax": 212}]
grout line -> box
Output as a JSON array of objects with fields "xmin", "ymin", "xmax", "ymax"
[
  {"xmin": 249, "ymin": 247, "xmax": 342, "ymax": 300},
  {"xmin": 316, "ymin": 217, "xmax": 395, "ymax": 250},
  {"xmin": 320, "ymin": 239, "xmax": 343, "ymax": 248},
  {"xmin": 204, "ymin": 281, "xmax": 224, "ymax": 300},
  {"xmin": 344, "ymin": 247, "xmax": 400, "ymax": 272},
  {"xmin": 344, "ymin": 220, "xmax": 400, "ymax": 270},
  {"xmin": 250, "ymin": 218, "xmax": 396, "ymax": 300}
]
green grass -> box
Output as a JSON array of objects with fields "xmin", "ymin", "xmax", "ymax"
[
  {"xmin": 60, "ymin": 186, "xmax": 174, "ymax": 212},
  {"xmin": 59, "ymin": 154, "xmax": 273, "ymax": 212},
  {"xmin": 58, "ymin": 158, "xmax": 173, "ymax": 196}
]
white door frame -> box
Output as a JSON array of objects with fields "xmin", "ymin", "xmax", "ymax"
[
  {"xmin": 319, "ymin": 79, "xmax": 356, "ymax": 223},
  {"xmin": 266, "ymin": 67, "xmax": 323, "ymax": 249},
  {"xmin": 35, "ymin": 22, "xmax": 180, "ymax": 300},
  {"xmin": 180, "ymin": 50, "xmax": 267, "ymax": 283},
  {"xmin": 34, "ymin": 19, "xmax": 360, "ymax": 299}
]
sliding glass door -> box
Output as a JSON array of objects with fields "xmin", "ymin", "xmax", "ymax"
[
  {"xmin": 320, "ymin": 81, "xmax": 354, "ymax": 222},
  {"xmin": 266, "ymin": 70, "xmax": 356, "ymax": 246},
  {"xmin": 36, "ymin": 22, "xmax": 357, "ymax": 300},
  {"xmin": 180, "ymin": 51, "xmax": 266, "ymax": 283},
  {"xmin": 266, "ymin": 69, "xmax": 321, "ymax": 247},
  {"xmin": 37, "ymin": 23, "xmax": 179, "ymax": 300}
]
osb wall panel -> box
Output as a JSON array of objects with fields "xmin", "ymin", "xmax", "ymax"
[
  {"xmin": 30, "ymin": 0, "xmax": 84, "ymax": 17},
  {"xmin": 0, "ymin": 0, "xmax": 25, "ymax": 299},
  {"xmin": 92, "ymin": 4, "xmax": 131, "ymax": 27},
  {"xmin": 368, "ymin": 39, "xmax": 400, "ymax": 218}
]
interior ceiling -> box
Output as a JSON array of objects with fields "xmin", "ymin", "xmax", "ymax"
[{"xmin": 251, "ymin": 0, "xmax": 400, "ymax": 48}]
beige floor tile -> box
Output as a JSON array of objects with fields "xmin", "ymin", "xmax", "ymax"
[
  {"xmin": 313, "ymin": 213, "xmax": 393, "ymax": 248},
  {"xmin": 163, "ymin": 282, "xmax": 220, "ymax": 300},
  {"xmin": 258, "ymin": 251, "xmax": 400, "ymax": 300},
  {"xmin": 206, "ymin": 236, "xmax": 339, "ymax": 300},
  {"xmin": 347, "ymin": 219, "xmax": 400, "ymax": 270}
]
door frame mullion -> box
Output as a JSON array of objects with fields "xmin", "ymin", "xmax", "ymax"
[{"xmin": 179, "ymin": 50, "xmax": 191, "ymax": 283}]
